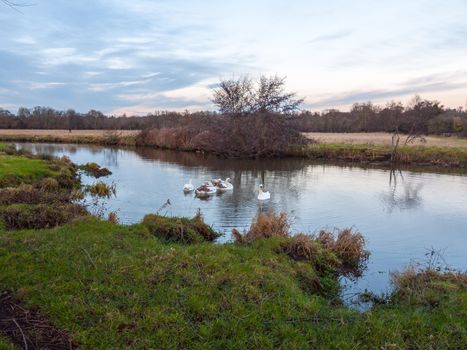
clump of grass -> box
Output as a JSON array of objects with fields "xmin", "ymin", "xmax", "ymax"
[
  {"xmin": 281, "ymin": 233, "xmax": 317, "ymax": 261},
  {"xmin": 315, "ymin": 228, "xmax": 369, "ymax": 277},
  {"xmin": 0, "ymin": 203, "xmax": 87, "ymax": 230},
  {"xmin": 84, "ymin": 182, "xmax": 116, "ymax": 198},
  {"xmin": 142, "ymin": 211, "xmax": 220, "ymax": 243},
  {"xmin": 281, "ymin": 234, "xmax": 341, "ymax": 281},
  {"xmin": 79, "ymin": 162, "xmax": 112, "ymax": 178},
  {"xmin": 391, "ymin": 267, "xmax": 467, "ymax": 307},
  {"xmin": 39, "ymin": 177, "xmax": 59, "ymax": 191},
  {"xmin": 233, "ymin": 210, "xmax": 290, "ymax": 243},
  {"xmin": 0, "ymin": 185, "xmax": 74, "ymax": 205}
]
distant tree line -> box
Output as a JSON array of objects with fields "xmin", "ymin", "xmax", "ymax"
[
  {"xmin": 1, "ymin": 100, "xmax": 466, "ymax": 136},
  {"xmin": 292, "ymin": 96, "xmax": 467, "ymax": 137},
  {"xmin": 1, "ymin": 74, "xmax": 466, "ymax": 138}
]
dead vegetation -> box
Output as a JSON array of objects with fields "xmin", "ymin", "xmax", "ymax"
[
  {"xmin": 79, "ymin": 162, "xmax": 112, "ymax": 178},
  {"xmin": 232, "ymin": 211, "xmax": 369, "ymax": 278},
  {"xmin": 315, "ymin": 229, "xmax": 369, "ymax": 276},
  {"xmin": 233, "ymin": 210, "xmax": 290, "ymax": 243},
  {"xmin": 391, "ymin": 267, "xmax": 467, "ymax": 307},
  {"xmin": 0, "ymin": 291, "xmax": 77, "ymax": 349}
]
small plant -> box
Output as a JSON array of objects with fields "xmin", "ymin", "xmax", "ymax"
[
  {"xmin": 107, "ymin": 211, "xmax": 119, "ymax": 224},
  {"xmin": 79, "ymin": 162, "xmax": 112, "ymax": 178},
  {"xmin": 84, "ymin": 182, "xmax": 116, "ymax": 198}
]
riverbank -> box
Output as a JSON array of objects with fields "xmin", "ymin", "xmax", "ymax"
[
  {"xmin": 1, "ymin": 218, "xmax": 465, "ymax": 349},
  {"xmin": 292, "ymin": 143, "xmax": 467, "ymax": 168},
  {"xmin": 0, "ymin": 129, "xmax": 137, "ymax": 146},
  {"xmin": 1, "ymin": 129, "xmax": 467, "ymax": 168},
  {"xmin": 0, "ymin": 149, "xmax": 466, "ymax": 348}
]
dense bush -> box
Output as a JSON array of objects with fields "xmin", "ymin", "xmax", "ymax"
[{"xmin": 137, "ymin": 113, "xmax": 309, "ymax": 158}]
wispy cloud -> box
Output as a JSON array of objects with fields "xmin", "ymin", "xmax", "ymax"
[
  {"xmin": 307, "ymin": 72, "xmax": 467, "ymax": 109},
  {"xmin": 307, "ymin": 30, "xmax": 352, "ymax": 45},
  {"xmin": 1, "ymin": 0, "xmax": 466, "ymax": 113}
]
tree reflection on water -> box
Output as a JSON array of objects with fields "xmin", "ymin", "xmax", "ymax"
[{"xmin": 380, "ymin": 168, "xmax": 423, "ymax": 212}]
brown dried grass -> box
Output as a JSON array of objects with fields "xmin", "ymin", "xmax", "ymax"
[{"xmin": 233, "ymin": 210, "xmax": 290, "ymax": 243}]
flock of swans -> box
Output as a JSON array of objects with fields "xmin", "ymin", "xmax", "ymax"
[{"xmin": 183, "ymin": 178, "xmax": 270, "ymax": 200}]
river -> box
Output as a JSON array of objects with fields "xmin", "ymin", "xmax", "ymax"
[{"xmin": 16, "ymin": 143, "xmax": 467, "ymax": 299}]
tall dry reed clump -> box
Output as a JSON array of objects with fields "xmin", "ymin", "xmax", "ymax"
[
  {"xmin": 136, "ymin": 113, "xmax": 309, "ymax": 158},
  {"xmin": 232, "ymin": 211, "xmax": 369, "ymax": 278},
  {"xmin": 315, "ymin": 229, "xmax": 369, "ymax": 276},
  {"xmin": 232, "ymin": 210, "xmax": 290, "ymax": 243}
]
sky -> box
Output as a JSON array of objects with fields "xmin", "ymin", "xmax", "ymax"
[{"xmin": 1, "ymin": 0, "xmax": 467, "ymax": 115}]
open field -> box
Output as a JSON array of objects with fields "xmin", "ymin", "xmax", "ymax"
[
  {"xmin": 0, "ymin": 129, "xmax": 138, "ymax": 146},
  {"xmin": 2, "ymin": 130, "xmax": 466, "ymax": 148},
  {"xmin": 305, "ymin": 132, "xmax": 467, "ymax": 148},
  {"xmin": 0, "ymin": 129, "xmax": 139, "ymax": 139}
]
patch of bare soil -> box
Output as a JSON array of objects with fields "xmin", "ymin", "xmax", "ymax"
[{"xmin": 0, "ymin": 292, "xmax": 77, "ymax": 349}]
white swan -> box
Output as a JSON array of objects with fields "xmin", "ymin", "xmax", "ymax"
[
  {"xmin": 195, "ymin": 181, "xmax": 217, "ymax": 197},
  {"xmin": 258, "ymin": 184, "xmax": 271, "ymax": 200},
  {"xmin": 183, "ymin": 179, "xmax": 195, "ymax": 192},
  {"xmin": 216, "ymin": 178, "xmax": 234, "ymax": 192}
]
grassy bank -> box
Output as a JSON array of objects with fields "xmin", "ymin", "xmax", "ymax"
[
  {"xmin": 0, "ymin": 129, "xmax": 137, "ymax": 146},
  {"xmin": 291, "ymin": 143, "xmax": 467, "ymax": 168},
  {"xmin": 2, "ymin": 129, "xmax": 467, "ymax": 168},
  {"xmin": 0, "ymin": 218, "xmax": 465, "ymax": 349}
]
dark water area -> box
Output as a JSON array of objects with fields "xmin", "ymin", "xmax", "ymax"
[{"xmin": 16, "ymin": 143, "xmax": 467, "ymax": 299}]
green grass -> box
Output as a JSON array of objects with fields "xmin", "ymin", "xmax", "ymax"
[
  {"xmin": 0, "ymin": 218, "xmax": 465, "ymax": 349},
  {"xmin": 0, "ymin": 337, "xmax": 15, "ymax": 350},
  {"xmin": 0, "ymin": 155, "xmax": 56, "ymax": 187}
]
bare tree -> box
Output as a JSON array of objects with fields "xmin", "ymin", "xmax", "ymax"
[
  {"xmin": 212, "ymin": 75, "xmax": 303, "ymax": 115},
  {"xmin": 253, "ymin": 75, "xmax": 304, "ymax": 114},
  {"xmin": 1, "ymin": 0, "xmax": 33, "ymax": 13},
  {"xmin": 211, "ymin": 77, "xmax": 254, "ymax": 114}
]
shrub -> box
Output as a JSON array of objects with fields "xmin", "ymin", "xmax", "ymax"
[
  {"xmin": 142, "ymin": 212, "xmax": 220, "ymax": 243},
  {"xmin": 136, "ymin": 113, "xmax": 309, "ymax": 158}
]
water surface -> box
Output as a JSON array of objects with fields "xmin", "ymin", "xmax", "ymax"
[{"xmin": 17, "ymin": 143, "xmax": 467, "ymax": 297}]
